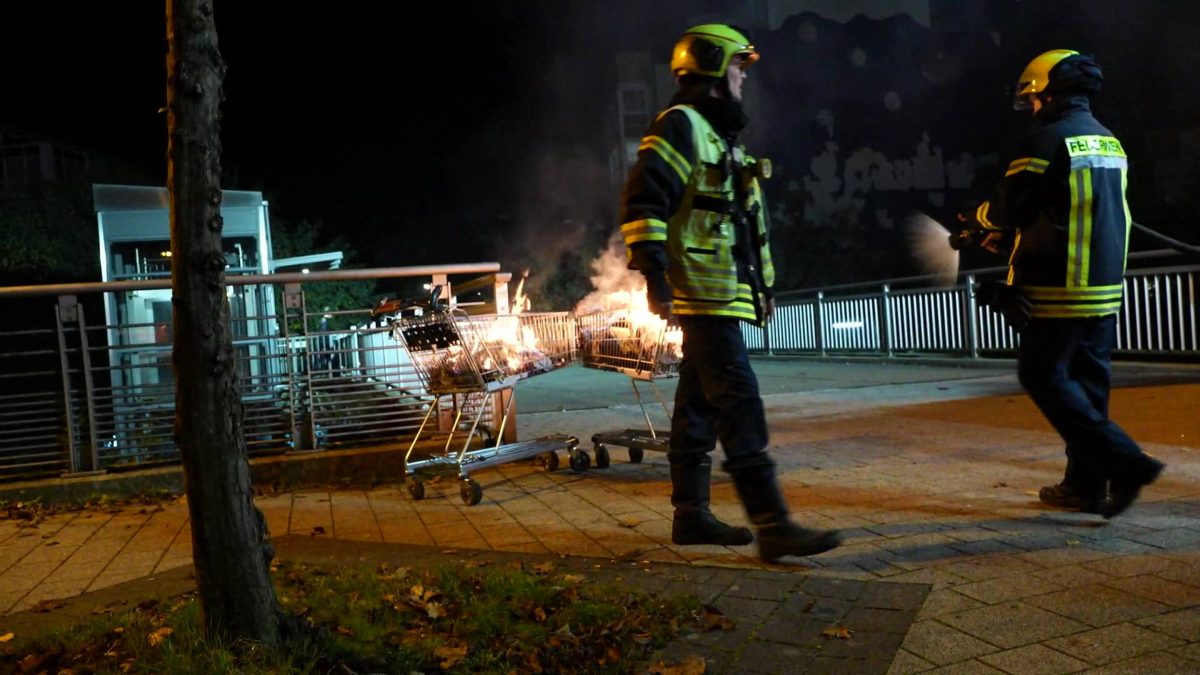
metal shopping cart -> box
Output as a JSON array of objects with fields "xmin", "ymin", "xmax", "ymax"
[
  {"xmin": 389, "ymin": 305, "xmax": 582, "ymax": 505},
  {"xmin": 576, "ymin": 307, "xmax": 682, "ymax": 467}
]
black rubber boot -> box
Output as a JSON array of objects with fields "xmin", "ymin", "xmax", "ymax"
[
  {"xmin": 670, "ymin": 459, "xmax": 753, "ymax": 546},
  {"xmin": 755, "ymin": 520, "xmax": 843, "ymax": 564},
  {"xmin": 731, "ymin": 467, "xmax": 842, "ymax": 563},
  {"xmin": 1104, "ymin": 456, "xmax": 1165, "ymax": 519}
]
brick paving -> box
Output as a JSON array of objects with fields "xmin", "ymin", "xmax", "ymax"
[{"xmin": 0, "ymin": 359, "xmax": 1197, "ymax": 674}]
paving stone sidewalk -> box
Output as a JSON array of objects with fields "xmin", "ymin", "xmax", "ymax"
[{"xmin": 1, "ymin": 360, "xmax": 1197, "ymax": 673}]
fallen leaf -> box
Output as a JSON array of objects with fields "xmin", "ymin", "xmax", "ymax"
[
  {"xmin": 336, "ymin": 625, "xmax": 355, "ymax": 636},
  {"xmin": 618, "ymin": 518, "xmax": 640, "ymax": 528},
  {"xmin": 701, "ymin": 604, "xmax": 735, "ymax": 632},
  {"xmin": 800, "ymin": 598, "xmax": 817, "ymax": 613},
  {"xmin": 0, "ymin": 632, "xmax": 12, "ymax": 642},
  {"xmin": 561, "ymin": 573, "xmax": 585, "ymax": 584},
  {"xmin": 821, "ymin": 625, "xmax": 853, "ymax": 639},
  {"xmin": 435, "ymin": 643, "xmax": 468, "ymax": 669},
  {"xmin": 425, "ymin": 601, "xmax": 446, "ymax": 619},
  {"xmin": 534, "ymin": 606, "xmax": 547, "ymax": 622},
  {"xmin": 1066, "ymin": 540, "xmax": 1081, "ymax": 546},
  {"xmin": 992, "ymin": 481, "xmax": 1008, "ymax": 488},
  {"xmin": 147, "ymin": 626, "xmax": 174, "ymax": 647},
  {"xmin": 310, "ymin": 526, "xmax": 325, "ymax": 536},
  {"xmin": 533, "ymin": 562, "xmax": 555, "ymax": 574},
  {"xmin": 648, "ymin": 655, "xmax": 707, "ymax": 675},
  {"xmin": 631, "ymin": 630, "xmax": 653, "ymax": 645}
]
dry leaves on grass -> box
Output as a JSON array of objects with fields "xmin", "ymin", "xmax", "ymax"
[
  {"xmin": 147, "ymin": 627, "xmax": 174, "ymax": 647},
  {"xmin": 434, "ymin": 641, "xmax": 468, "ymax": 669}
]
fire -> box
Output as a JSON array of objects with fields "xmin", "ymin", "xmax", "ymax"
[{"xmin": 575, "ymin": 245, "xmax": 683, "ymax": 375}]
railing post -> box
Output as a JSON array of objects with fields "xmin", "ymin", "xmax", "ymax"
[
  {"xmin": 76, "ymin": 303, "xmax": 100, "ymax": 471},
  {"xmin": 54, "ymin": 296, "xmax": 101, "ymax": 475},
  {"xmin": 283, "ymin": 282, "xmax": 316, "ymax": 451},
  {"xmin": 814, "ymin": 291, "xmax": 826, "ymax": 356},
  {"xmin": 54, "ymin": 298, "xmax": 80, "ymax": 473},
  {"xmin": 963, "ymin": 274, "xmax": 979, "ymax": 358},
  {"xmin": 493, "ymin": 274, "xmax": 511, "ymax": 315},
  {"xmin": 878, "ymin": 283, "xmax": 892, "ymax": 357},
  {"xmin": 432, "ymin": 273, "xmax": 450, "ymax": 306}
]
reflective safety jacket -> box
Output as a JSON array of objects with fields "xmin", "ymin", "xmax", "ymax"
[
  {"xmin": 621, "ymin": 104, "xmax": 775, "ymax": 323},
  {"xmin": 968, "ymin": 96, "xmax": 1131, "ymax": 318}
]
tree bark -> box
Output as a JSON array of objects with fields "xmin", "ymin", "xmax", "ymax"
[{"xmin": 166, "ymin": 0, "xmax": 280, "ymax": 645}]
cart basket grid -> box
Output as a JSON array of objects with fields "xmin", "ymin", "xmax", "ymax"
[
  {"xmin": 394, "ymin": 309, "xmax": 575, "ymax": 394},
  {"xmin": 577, "ymin": 308, "xmax": 681, "ymax": 380}
]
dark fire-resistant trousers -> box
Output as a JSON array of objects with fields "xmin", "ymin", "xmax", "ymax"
[
  {"xmin": 668, "ymin": 315, "xmax": 776, "ymax": 478},
  {"xmin": 1017, "ymin": 314, "xmax": 1145, "ymax": 499}
]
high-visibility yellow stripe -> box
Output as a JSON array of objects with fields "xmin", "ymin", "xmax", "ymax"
[
  {"xmin": 977, "ymin": 201, "xmax": 998, "ymax": 230},
  {"xmin": 1030, "ymin": 301, "xmax": 1122, "ymax": 318},
  {"xmin": 620, "ymin": 219, "xmax": 667, "ymax": 243},
  {"xmin": 639, "ymin": 136, "xmax": 691, "ymax": 184},
  {"xmin": 1023, "ymin": 284, "xmax": 1122, "ymax": 301},
  {"xmin": 1005, "ymin": 157, "xmax": 1050, "ymax": 177},
  {"xmin": 1121, "ymin": 169, "xmax": 1132, "ymax": 272},
  {"xmin": 1067, "ymin": 168, "xmax": 1094, "ymax": 288}
]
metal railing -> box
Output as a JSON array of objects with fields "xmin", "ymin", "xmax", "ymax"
[
  {"xmin": 0, "ymin": 264, "xmax": 510, "ymax": 481},
  {"xmin": 746, "ymin": 252, "xmax": 1200, "ymax": 359}
]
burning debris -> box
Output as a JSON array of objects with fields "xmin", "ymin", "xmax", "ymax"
[
  {"xmin": 397, "ymin": 312, "xmax": 562, "ymax": 393},
  {"xmin": 574, "ymin": 246, "xmax": 683, "ymax": 378}
]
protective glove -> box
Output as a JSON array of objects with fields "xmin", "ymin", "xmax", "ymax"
[
  {"xmin": 975, "ymin": 280, "xmax": 1032, "ymax": 330},
  {"xmin": 644, "ymin": 272, "xmax": 673, "ymax": 321}
]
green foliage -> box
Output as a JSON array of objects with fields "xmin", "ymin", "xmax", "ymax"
[
  {"xmin": 270, "ymin": 217, "xmax": 378, "ymax": 330},
  {"xmin": 0, "ymin": 183, "xmax": 99, "ymax": 281}
]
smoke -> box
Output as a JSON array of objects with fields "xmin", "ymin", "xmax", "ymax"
[{"xmin": 572, "ymin": 233, "xmax": 648, "ymax": 315}]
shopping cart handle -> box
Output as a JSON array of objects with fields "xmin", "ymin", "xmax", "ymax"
[{"xmin": 369, "ymin": 285, "xmax": 446, "ymax": 319}]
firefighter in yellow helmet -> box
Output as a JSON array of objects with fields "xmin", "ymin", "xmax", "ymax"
[
  {"xmin": 619, "ymin": 24, "xmax": 841, "ymax": 562},
  {"xmin": 961, "ymin": 49, "xmax": 1164, "ymax": 518}
]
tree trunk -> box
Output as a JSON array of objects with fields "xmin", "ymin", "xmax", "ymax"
[{"xmin": 166, "ymin": 0, "xmax": 280, "ymax": 645}]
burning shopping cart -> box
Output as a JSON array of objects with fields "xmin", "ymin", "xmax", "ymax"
[
  {"xmin": 576, "ymin": 306, "xmax": 682, "ymax": 467},
  {"xmin": 389, "ymin": 305, "xmax": 581, "ymax": 505}
]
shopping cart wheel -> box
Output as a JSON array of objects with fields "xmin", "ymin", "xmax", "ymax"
[
  {"xmin": 593, "ymin": 443, "xmax": 611, "ymax": 469},
  {"xmin": 460, "ymin": 479, "xmax": 483, "ymax": 506},
  {"xmin": 569, "ymin": 450, "xmax": 591, "ymax": 472},
  {"xmin": 628, "ymin": 447, "xmax": 644, "ymax": 464},
  {"xmin": 535, "ymin": 452, "xmax": 560, "ymax": 471},
  {"xmin": 406, "ymin": 477, "xmax": 425, "ymax": 501}
]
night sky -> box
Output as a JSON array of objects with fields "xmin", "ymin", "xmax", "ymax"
[
  {"xmin": 4, "ymin": 1, "xmax": 1199, "ymax": 282},
  {"xmin": 2, "ymin": 2, "xmax": 719, "ymax": 270}
]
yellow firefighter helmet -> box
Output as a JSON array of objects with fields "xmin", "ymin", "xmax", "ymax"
[
  {"xmin": 670, "ymin": 24, "xmax": 759, "ymax": 79},
  {"xmin": 1013, "ymin": 49, "xmax": 1079, "ymax": 110}
]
